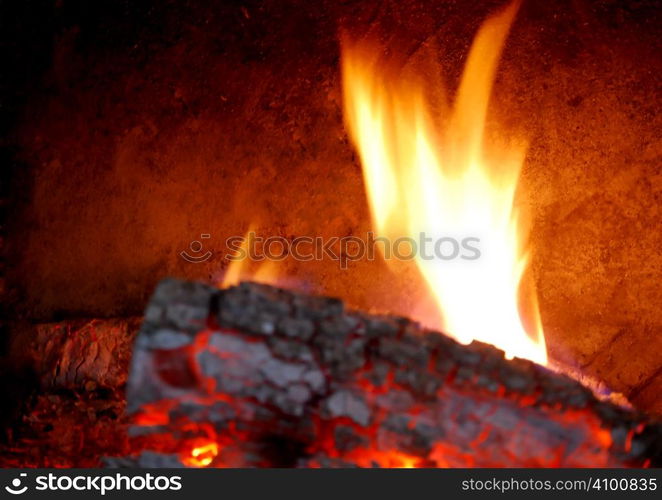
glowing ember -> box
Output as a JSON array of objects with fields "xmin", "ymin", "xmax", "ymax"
[
  {"xmin": 182, "ymin": 441, "xmax": 219, "ymax": 467},
  {"xmin": 342, "ymin": 0, "xmax": 546, "ymax": 364},
  {"xmin": 352, "ymin": 450, "xmax": 422, "ymax": 469}
]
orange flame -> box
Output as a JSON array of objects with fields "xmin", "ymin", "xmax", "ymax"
[{"xmin": 342, "ymin": 0, "xmax": 546, "ymax": 364}]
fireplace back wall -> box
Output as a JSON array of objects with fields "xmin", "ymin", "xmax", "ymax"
[{"xmin": 2, "ymin": 0, "xmax": 661, "ymax": 414}]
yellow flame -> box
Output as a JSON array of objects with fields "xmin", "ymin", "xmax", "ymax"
[
  {"xmin": 182, "ymin": 442, "xmax": 218, "ymax": 467},
  {"xmin": 220, "ymin": 226, "xmax": 280, "ymax": 288},
  {"xmin": 342, "ymin": 0, "xmax": 546, "ymax": 364}
]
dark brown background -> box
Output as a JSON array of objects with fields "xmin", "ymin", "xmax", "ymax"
[{"xmin": 2, "ymin": 0, "xmax": 660, "ymax": 413}]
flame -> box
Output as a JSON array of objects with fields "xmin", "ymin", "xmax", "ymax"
[
  {"xmin": 182, "ymin": 441, "xmax": 219, "ymax": 467},
  {"xmin": 342, "ymin": 0, "xmax": 546, "ymax": 364},
  {"xmin": 220, "ymin": 226, "xmax": 280, "ymax": 288}
]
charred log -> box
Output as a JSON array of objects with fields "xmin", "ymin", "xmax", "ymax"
[
  {"xmin": 122, "ymin": 279, "xmax": 662, "ymax": 467},
  {"xmin": 4, "ymin": 318, "xmax": 139, "ymax": 392},
  {"xmin": 0, "ymin": 319, "xmax": 140, "ymax": 467}
]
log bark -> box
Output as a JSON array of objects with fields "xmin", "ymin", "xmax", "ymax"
[{"xmin": 123, "ymin": 279, "xmax": 662, "ymax": 467}]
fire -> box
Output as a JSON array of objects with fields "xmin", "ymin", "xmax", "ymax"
[
  {"xmin": 220, "ymin": 226, "xmax": 280, "ymax": 288},
  {"xmin": 182, "ymin": 441, "xmax": 219, "ymax": 467},
  {"xmin": 360, "ymin": 451, "xmax": 422, "ymax": 469},
  {"xmin": 342, "ymin": 0, "xmax": 547, "ymax": 364}
]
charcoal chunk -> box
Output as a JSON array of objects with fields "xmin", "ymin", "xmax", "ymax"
[{"xmin": 323, "ymin": 390, "xmax": 371, "ymax": 427}]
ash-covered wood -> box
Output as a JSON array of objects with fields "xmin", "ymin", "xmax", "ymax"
[{"xmin": 123, "ymin": 278, "xmax": 662, "ymax": 467}]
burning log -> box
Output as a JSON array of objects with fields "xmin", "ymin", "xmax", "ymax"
[{"xmin": 123, "ymin": 279, "xmax": 662, "ymax": 467}]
